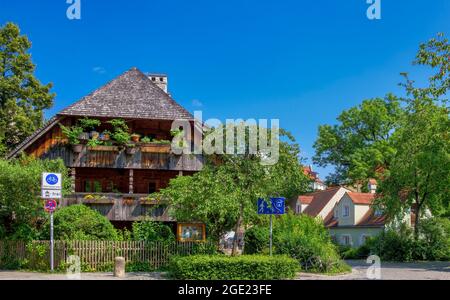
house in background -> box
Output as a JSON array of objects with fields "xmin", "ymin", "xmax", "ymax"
[
  {"xmin": 7, "ymin": 67, "xmax": 203, "ymax": 232},
  {"xmin": 290, "ymin": 186, "xmax": 348, "ymax": 216},
  {"xmin": 303, "ymin": 165, "xmax": 327, "ymax": 191},
  {"xmin": 324, "ymin": 191, "xmax": 385, "ymax": 247},
  {"xmin": 291, "ymin": 180, "xmax": 390, "ymax": 248}
]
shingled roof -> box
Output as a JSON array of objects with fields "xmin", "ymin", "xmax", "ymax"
[
  {"xmin": 7, "ymin": 67, "xmax": 194, "ymax": 158},
  {"xmin": 59, "ymin": 67, "xmax": 193, "ymax": 120}
]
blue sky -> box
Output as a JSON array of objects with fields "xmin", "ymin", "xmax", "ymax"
[{"xmin": 1, "ymin": 0, "xmax": 449, "ymax": 178}]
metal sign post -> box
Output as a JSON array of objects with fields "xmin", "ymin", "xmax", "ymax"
[
  {"xmin": 41, "ymin": 172, "xmax": 61, "ymax": 273},
  {"xmin": 269, "ymin": 214, "xmax": 273, "ymax": 256},
  {"xmin": 50, "ymin": 211, "xmax": 54, "ymax": 272},
  {"xmin": 257, "ymin": 197, "xmax": 285, "ymax": 257}
]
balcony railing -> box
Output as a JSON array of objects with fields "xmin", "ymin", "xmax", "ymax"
[
  {"xmin": 61, "ymin": 193, "xmax": 172, "ymax": 222},
  {"xmin": 41, "ymin": 144, "xmax": 203, "ymax": 171}
]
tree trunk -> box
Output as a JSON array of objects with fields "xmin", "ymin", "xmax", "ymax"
[
  {"xmin": 231, "ymin": 202, "xmax": 244, "ymax": 256},
  {"xmin": 413, "ymin": 201, "xmax": 421, "ymax": 240}
]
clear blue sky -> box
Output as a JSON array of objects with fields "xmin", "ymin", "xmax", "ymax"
[{"xmin": 1, "ymin": 0, "xmax": 450, "ymax": 178}]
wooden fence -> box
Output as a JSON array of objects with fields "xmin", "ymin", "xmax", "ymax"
[{"xmin": 0, "ymin": 240, "xmax": 215, "ymax": 271}]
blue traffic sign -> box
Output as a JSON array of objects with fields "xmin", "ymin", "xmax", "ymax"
[
  {"xmin": 257, "ymin": 198, "xmax": 285, "ymax": 215},
  {"xmin": 45, "ymin": 174, "xmax": 59, "ymax": 185}
]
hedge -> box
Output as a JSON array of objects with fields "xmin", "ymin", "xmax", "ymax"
[{"xmin": 168, "ymin": 255, "xmax": 299, "ymax": 280}]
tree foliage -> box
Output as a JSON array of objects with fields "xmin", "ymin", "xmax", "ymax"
[
  {"xmin": 0, "ymin": 22, "xmax": 55, "ymax": 156},
  {"xmin": 313, "ymin": 95, "xmax": 401, "ymax": 185},
  {"xmin": 0, "ymin": 157, "xmax": 70, "ymax": 240},
  {"xmin": 160, "ymin": 127, "xmax": 310, "ymax": 253},
  {"xmin": 314, "ymin": 33, "xmax": 450, "ymax": 230}
]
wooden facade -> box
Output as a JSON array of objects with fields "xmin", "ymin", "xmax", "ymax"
[{"xmin": 9, "ymin": 68, "xmax": 203, "ymax": 224}]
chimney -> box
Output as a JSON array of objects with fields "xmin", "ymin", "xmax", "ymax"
[
  {"xmin": 368, "ymin": 179, "xmax": 377, "ymax": 194},
  {"xmin": 147, "ymin": 73, "xmax": 168, "ymax": 93}
]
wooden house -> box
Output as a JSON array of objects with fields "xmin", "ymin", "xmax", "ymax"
[{"xmin": 7, "ymin": 67, "xmax": 203, "ymax": 228}]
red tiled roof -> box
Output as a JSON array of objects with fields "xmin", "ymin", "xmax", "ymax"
[
  {"xmin": 301, "ymin": 187, "xmax": 342, "ymax": 217},
  {"xmin": 357, "ymin": 209, "xmax": 386, "ymax": 226},
  {"xmin": 323, "ymin": 210, "xmax": 338, "ymax": 228},
  {"xmin": 368, "ymin": 179, "xmax": 377, "ymax": 185},
  {"xmin": 347, "ymin": 192, "xmax": 375, "ymax": 205}
]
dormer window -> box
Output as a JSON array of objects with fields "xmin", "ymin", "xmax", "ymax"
[{"xmin": 343, "ymin": 205, "xmax": 350, "ymax": 217}]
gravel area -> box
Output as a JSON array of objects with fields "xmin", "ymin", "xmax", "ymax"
[{"xmin": 297, "ymin": 260, "xmax": 450, "ymax": 280}]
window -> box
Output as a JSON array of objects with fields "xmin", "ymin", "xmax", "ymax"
[
  {"xmin": 374, "ymin": 209, "xmax": 383, "ymax": 217},
  {"xmin": 360, "ymin": 235, "xmax": 370, "ymax": 245},
  {"xmin": 148, "ymin": 182, "xmax": 157, "ymax": 194},
  {"xmin": 341, "ymin": 235, "xmax": 352, "ymax": 246},
  {"xmin": 343, "ymin": 205, "xmax": 350, "ymax": 217},
  {"xmin": 296, "ymin": 203, "xmax": 301, "ymax": 214}
]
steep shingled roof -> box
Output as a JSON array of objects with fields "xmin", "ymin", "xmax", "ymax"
[
  {"xmin": 7, "ymin": 67, "xmax": 194, "ymax": 158},
  {"xmin": 59, "ymin": 67, "xmax": 193, "ymax": 120}
]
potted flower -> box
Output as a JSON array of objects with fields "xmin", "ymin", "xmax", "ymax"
[
  {"xmin": 79, "ymin": 117, "xmax": 101, "ymax": 139},
  {"xmin": 130, "ymin": 133, "xmax": 141, "ymax": 143},
  {"xmin": 140, "ymin": 136, "xmax": 152, "ymax": 144},
  {"xmin": 59, "ymin": 124, "xmax": 84, "ymax": 153},
  {"xmin": 100, "ymin": 130, "xmax": 111, "ymax": 141}
]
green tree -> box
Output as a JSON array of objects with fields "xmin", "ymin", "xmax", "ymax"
[
  {"xmin": 0, "ymin": 22, "xmax": 54, "ymax": 156},
  {"xmin": 376, "ymin": 34, "xmax": 450, "ymax": 237},
  {"xmin": 160, "ymin": 127, "xmax": 310, "ymax": 255},
  {"xmin": 0, "ymin": 156, "xmax": 70, "ymax": 240},
  {"xmin": 313, "ymin": 94, "xmax": 401, "ymax": 186}
]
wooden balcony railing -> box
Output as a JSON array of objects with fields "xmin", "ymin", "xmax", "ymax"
[{"xmin": 61, "ymin": 193, "xmax": 172, "ymax": 222}]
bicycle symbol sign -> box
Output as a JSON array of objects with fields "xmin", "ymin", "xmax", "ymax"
[
  {"xmin": 46, "ymin": 174, "xmax": 59, "ymax": 185},
  {"xmin": 42, "ymin": 172, "xmax": 61, "ymax": 190}
]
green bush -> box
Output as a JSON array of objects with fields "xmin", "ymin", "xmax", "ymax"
[
  {"xmin": 40, "ymin": 204, "xmax": 118, "ymax": 240},
  {"xmin": 243, "ymin": 225, "xmax": 269, "ymax": 254},
  {"xmin": 0, "ymin": 157, "xmax": 70, "ymax": 240},
  {"xmin": 368, "ymin": 218, "xmax": 450, "ymax": 261},
  {"xmin": 132, "ymin": 220, "xmax": 175, "ymax": 243},
  {"xmin": 337, "ymin": 243, "xmax": 371, "ymax": 259},
  {"xmin": 273, "ymin": 213, "xmax": 350, "ymax": 274},
  {"xmin": 169, "ymin": 255, "xmax": 299, "ymax": 280}
]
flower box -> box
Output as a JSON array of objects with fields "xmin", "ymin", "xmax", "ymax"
[
  {"xmin": 87, "ymin": 145, "xmax": 119, "ymax": 152},
  {"xmin": 140, "ymin": 143, "xmax": 171, "ymax": 153}
]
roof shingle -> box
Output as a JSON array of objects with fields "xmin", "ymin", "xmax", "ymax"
[{"xmin": 59, "ymin": 67, "xmax": 193, "ymax": 120}]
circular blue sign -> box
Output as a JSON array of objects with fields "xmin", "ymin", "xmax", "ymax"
[{"xmin": 45, "ymin": 174, "xmax": 59, "ymax": 185}]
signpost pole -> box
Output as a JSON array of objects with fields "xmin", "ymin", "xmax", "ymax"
[
  {"xmin": 269, "ymin": 213, "xmax": 273, "ymax": 256},
  {"xmin": 50, "ymin": 211, "xmax": 54, "ymax": 272}
]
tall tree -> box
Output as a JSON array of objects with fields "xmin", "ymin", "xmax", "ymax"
[
  {"xmin": 313, "ymin": 94, "xmax": 401, "ymax": 186},
  {"xmin": 0, "ymin": 22, "xmax": 54, "ymax": 156},
  {"xmin": 377, "ymin": 33, "xmax": 450, "ymax": 237},
  {"xmin": 377, "ymin": 96, "xmax": 449, "ymax": 238},
  {"xmin": 160, "ymin": 127, "xmax": 310, "ymax": 255}
]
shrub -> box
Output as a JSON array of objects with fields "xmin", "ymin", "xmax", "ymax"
[
  {"xmin": 132, "ymin": 220, "xmax": 175, "ymax": 243},
  {"xmin": 0, "ymin": 157, "xmax": 70, "ymax": 240},
  {"xmin": 273, "ymin": 213, "xmax": 350, "ymax": 274},
  {"xmin": 369, "ymin": 218, "xmax": 450, "ymax": 262},
  {"xmin": 169, "ymin": 255, "xmax": 299, "ymax": 280},
  {"xmin": 243, "ymin": 225, "xmax": 269, "ymax": 254},
  {"xmin": 40, "ymin": 204, "xmax": 118, "ymax": 240}
]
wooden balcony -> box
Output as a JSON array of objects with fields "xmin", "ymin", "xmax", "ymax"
[
  {"xmin": 40, "ymin": 144, "xmax": 203, "ymax": 171},
  {"xmin": 61, "ymin": 193, "xmax": 172, "ymax": 222}
]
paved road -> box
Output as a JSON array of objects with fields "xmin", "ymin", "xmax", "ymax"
[
  {"xmin": 0, "ymin": 261, "xmax": 449, "ymax": 280},
  {"xmin": 297, "ymin": 260, "xmax": 450, "ymax": 280}
]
